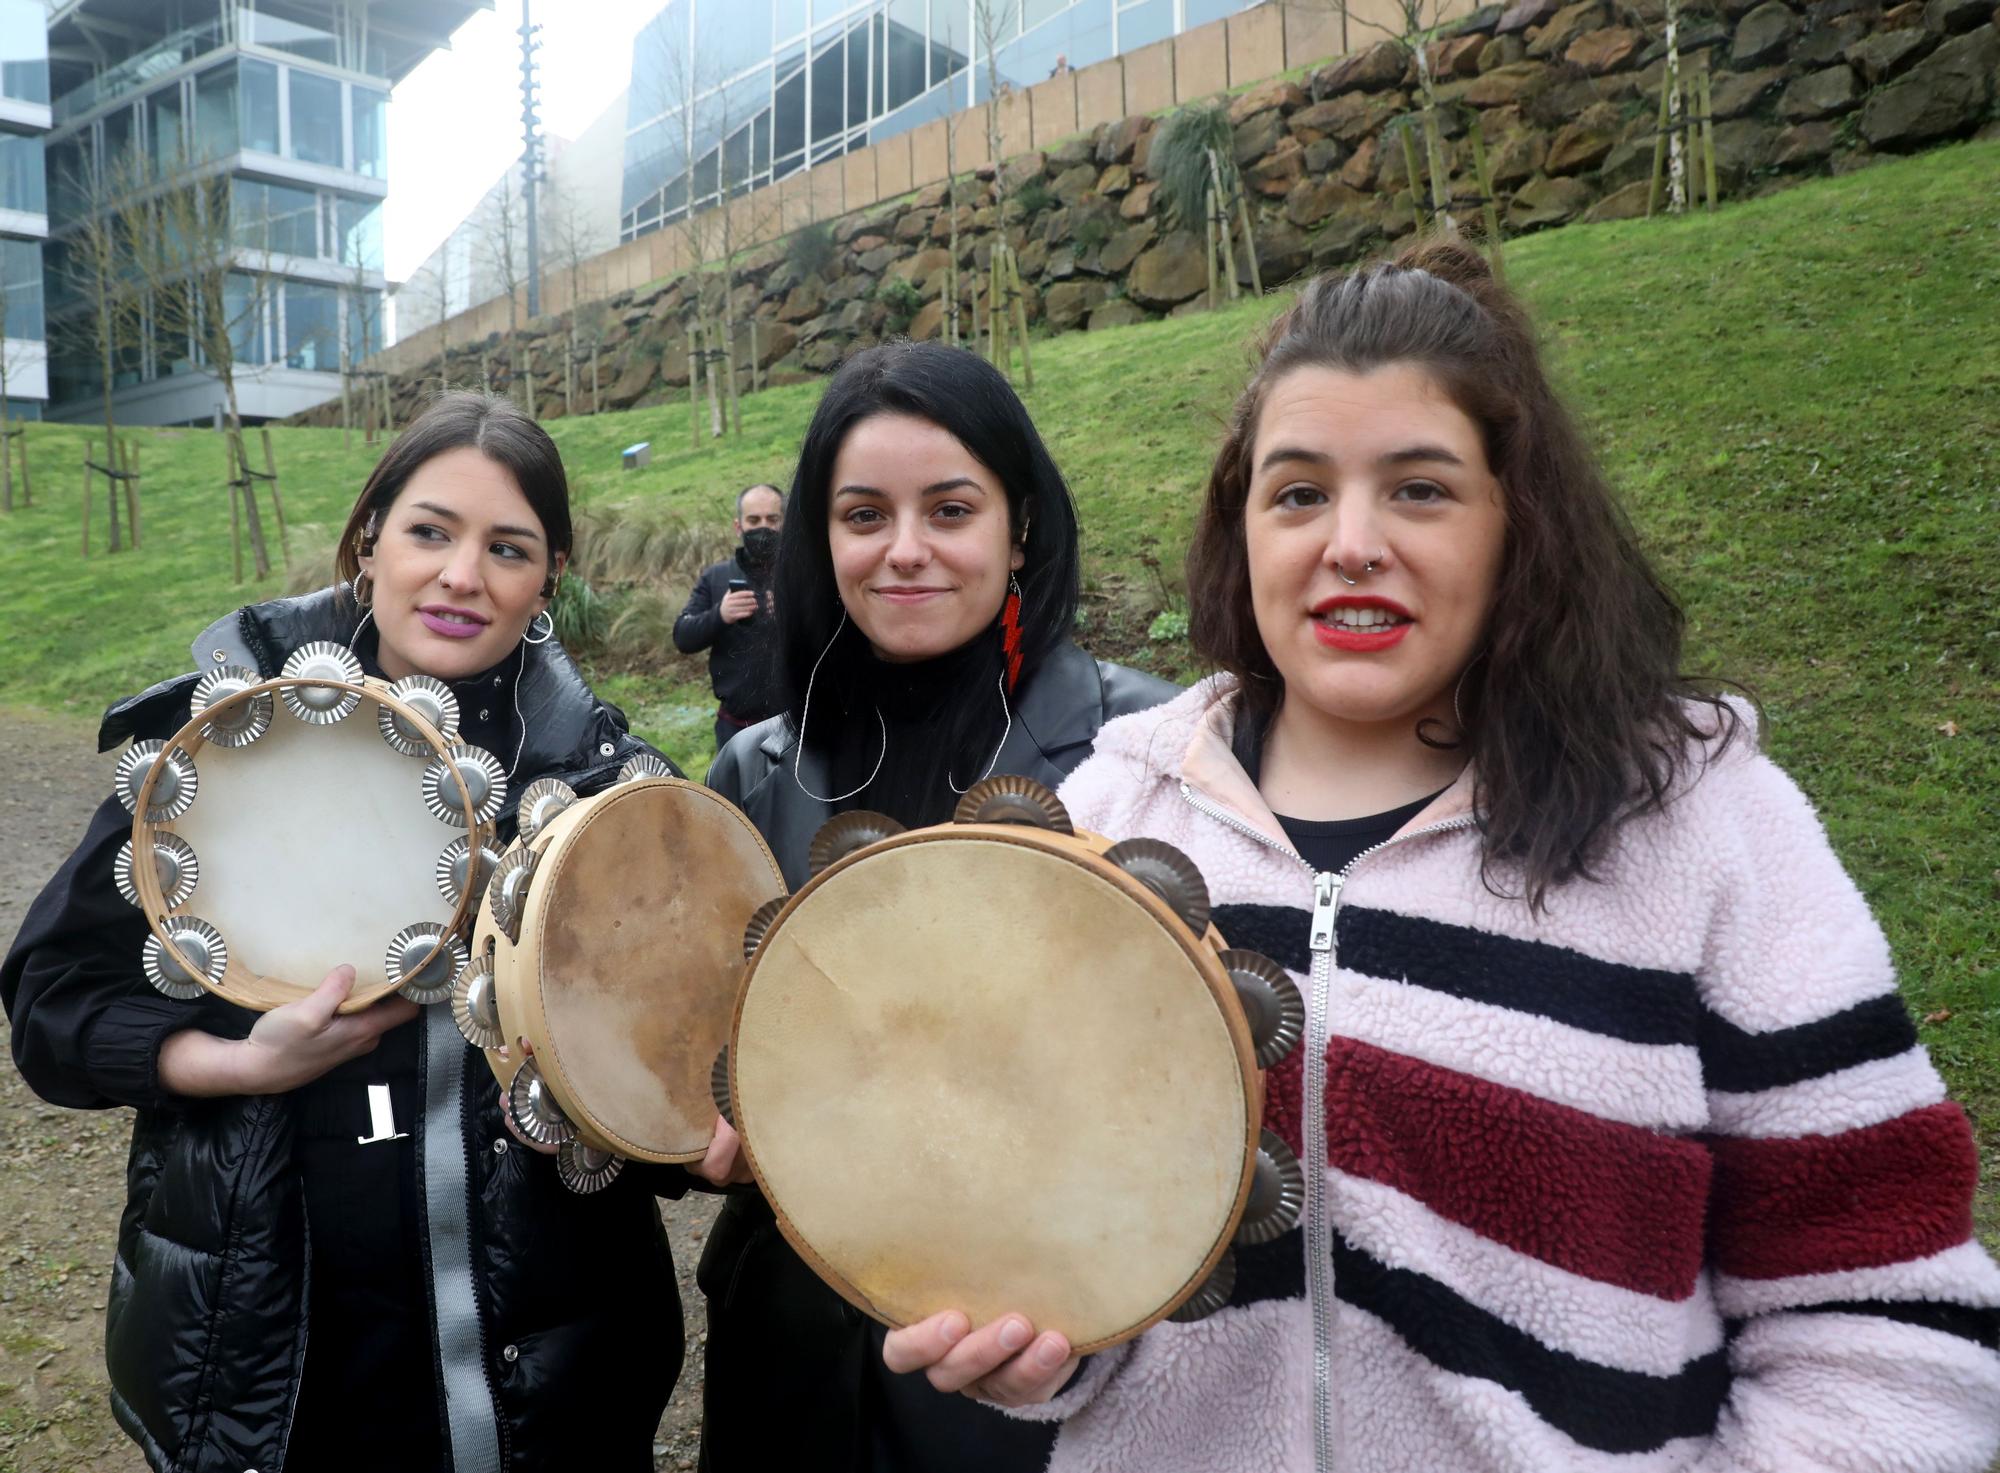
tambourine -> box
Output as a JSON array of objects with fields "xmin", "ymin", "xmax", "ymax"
[
  {"xmin": 718, "ymin": 776, "xmax": 1304, "ymax": 1353},
  {"xmin": 114, "ymin": 641, "xmax": 500, "ymax": 1011},
  {"xmin": 459, "ymin": 758, "xmax": 786, "ymax": 1195}
]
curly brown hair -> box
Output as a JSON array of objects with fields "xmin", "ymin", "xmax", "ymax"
[{"xmin": 1186, "ymin": 239, "xmax": 1743, "ymax": 909}]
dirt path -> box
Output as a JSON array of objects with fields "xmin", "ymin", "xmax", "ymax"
[{"xmin": 0, "ymin": 708, "xmax": 717, "ymax": 1473}]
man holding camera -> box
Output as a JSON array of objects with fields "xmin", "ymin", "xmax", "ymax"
[{"xmin": 674, "ymin": 483, "xmax": 785, "ymax": 755}]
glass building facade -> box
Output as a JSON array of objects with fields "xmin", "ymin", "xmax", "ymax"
[
  {"xmin": 40, "ymin": 2, "xmax": 470, "ymax": 425},
  {"xmin": 620, "ymin": 0, "xmax": 1257, "ymax": 241},
  {"xmin": 0, "ymin": 0, "xmax": 47, "ymax": 417}
]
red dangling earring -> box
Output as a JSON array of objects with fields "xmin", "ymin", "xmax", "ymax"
[{"xmin": 1000, "ymin": 575, "xmax": 1024, "ymax": 695}]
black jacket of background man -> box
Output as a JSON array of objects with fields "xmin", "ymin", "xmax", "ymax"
[
  {"xmin": 2, "ymin": 587, "xmax": 686, "ymax": 1473},
  {"xmin": 673, "ymin": 551, "xmax": 779, "ymax": 724}
]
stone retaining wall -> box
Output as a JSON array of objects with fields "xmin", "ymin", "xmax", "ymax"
[{"xmin": 303, "ymin": 0, "xmax": 1999, "ymax": 428}]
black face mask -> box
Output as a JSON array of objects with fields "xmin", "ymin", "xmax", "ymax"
[{"xmin": 739, "ymin": 527, "xmax": 780, "ymax": 571}]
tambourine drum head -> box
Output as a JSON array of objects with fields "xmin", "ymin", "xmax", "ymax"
[
  {"xmin": 535, "ymin": 784, "xmax": 778, "ymax": 1159},
  {"xmin": 736, "ymin": 835, "xmax": 1251, "ymax": 1351},
  {"xmin": 171, "ymin": 698, "xmax": 455, "ymax": 997}
]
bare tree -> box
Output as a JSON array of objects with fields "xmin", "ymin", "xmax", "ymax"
[
  {"xmin": 137, "ymin": 162, "xmax": 285, "ymax": 576},
  {"xmin": 472, "ymin": 171, "xmax": 534, "ymax": 409},
  {"xmin": 541, "ymin": 169, "xmax": 604, "ymax": 417},
  {"xmin": 639, "ymin": 17, "xmax": 771, "ymax": 440},
  {"xmin": 0, "ymin": 256, "xmax": 39, "ymax": 511},
  {"xmin": 54, "ymin": 142, "xmax": 150, "ymax": 552}
]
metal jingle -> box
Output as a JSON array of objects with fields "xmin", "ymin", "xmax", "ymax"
[
  {"xmin": 507, "ymin": 1058, "xmax": 578, "ymax": 1146},
  {"xmin": 515, "ymin": 777, "xmax": 579, "ymax": 843},
  {"xmin": 114, "ymin": 740, "xmax": 199, "ymax": 822},
  {"xmin": 1217, "ymin": 949, "xmax": 1305, "ymax": 1071},
  {"xmin": 191, "ymin": 666, "xmax": 273, "ymax": 748},
  {"xmin": 1235, "ymin": 1130, "xmax": 1306, "ymax": 1247},
  {"xmin": 379, "ymin": 674, "xmax": 462, "ymax": 756},
  {"xmin": 384, "ymin": 923, "xmax": 468, "ymax": 1005},
  {"xmin": 807, "ymin": 810, "xmax": 906, "ymax": 877},
  {"xmin": 435, "ymin": 835, "xmax": 503, "ymax": 907},
  {"xmin": 557, "ymin": 1141, "xmax": 625, "ymax": 1195},
  {"xmin": 422, "ymin": 743, "xmax": 507, "ymax": 828},
  {"xmin": 1166, "ymin": 1245, "xmax": 1238, "ymax": 1324},
  {"xmin": 741, "ymin": 896, "xmax": 786, "ymax": 962},
  {"xmin": 487, "ymin": 847, "xmax": 540, "ymax": 942},
  {"xmin": 141, "ymin": 917, "xmax": 227, "ymax": 1000},
  {"xmin": 617, "ymin": 752, "xmax": 675, "ymax": 784},
  {"xmin": 451, "ymin": 956, "xmax": 504, "ymax": 1050},
  {"xmin": 279, "ymin": 641, "xmax": 364, "ymax": 724},
  {"xmin": 114, "ymin": 833, "xmax": 200, "ymax": 910},
  {"xmin": 711, "ymin": 1045, "xmax": 734, "ymax": 1127},
  {"xmin": 1104, "ymin": 838, "xmax": 1212, "ymax": 937},
  {"xmin": 951, "ymin": 775, "xmax": 1074, "ymax": 834}
]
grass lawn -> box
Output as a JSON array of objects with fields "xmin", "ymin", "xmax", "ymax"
[{"xmin": 2, "ymin": 140, "xmax": 1995, "ymax": 1238}]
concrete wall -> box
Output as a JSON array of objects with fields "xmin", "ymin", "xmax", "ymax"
[{"xmin": 373, "ymin": 0, "xmax": 1470, "ymax": 375}]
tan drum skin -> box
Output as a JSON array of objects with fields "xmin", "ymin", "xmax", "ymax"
[
  {"xmin": 729, "ymin": 822, "xmax": 1263, "ymax": 1354},
  {"xmin": 129, "ymin": 674, "xmax": 481, "ymax": 1014},
  {"xmin": 478, "ymin": 777, "xmax": 785, "ymax": 1165}
]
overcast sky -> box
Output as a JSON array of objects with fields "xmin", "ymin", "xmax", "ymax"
[{"xmin": 383, "ymin": 0, "xmax": 663, "ymax": 281}]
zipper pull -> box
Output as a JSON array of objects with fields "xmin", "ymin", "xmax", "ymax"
[{"xmin": 1310, "ymin": 872, "xmax": 1339, "ymax": 952}]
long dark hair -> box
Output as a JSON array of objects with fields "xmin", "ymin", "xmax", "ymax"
[
  {"xmin": 1187, "ymin": 239, "xmax": 1742, "ymax": 909},
  {"xmin": 335, "ymin": 390, "xmax": 573, "ymax": 595},
  {"xmin": 771, "ymin": 341, "xmax": 1083, "ymax": 795}
]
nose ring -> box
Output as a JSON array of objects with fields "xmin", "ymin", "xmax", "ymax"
[{"xmin": 1334, "ymin": 549, "xmax": 1385, "ymax": 585}]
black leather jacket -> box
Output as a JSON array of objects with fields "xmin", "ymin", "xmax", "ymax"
[
  {"xmin": 708, "ymin": 641, "xmax": 1180, "ymax": 890},
  {"xmin": 2, "ymin": 588, "xmax": 683, "ymax": 1473}
]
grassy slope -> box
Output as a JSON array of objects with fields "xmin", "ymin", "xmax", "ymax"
[{"xmin": 1, "ymin": 141, "xmax": 1995, "ymax": 1235}]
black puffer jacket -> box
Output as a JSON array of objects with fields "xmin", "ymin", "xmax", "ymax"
[{"xmin": 2, "ymin": 588, "xmax": 684, "ymax": 1473}]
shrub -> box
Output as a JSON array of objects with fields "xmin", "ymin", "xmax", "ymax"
[
  {"xmin": 1011, "ymin": 177, "xmax": 1055, "ymax": 219},
  {"xmin": 876, "ymin": 273, "xmax": 924, "ymax": 330},
  {"xmin": 1149, "ymin": 103, "xmax": 1237, "ymax": 234},
  {"xmin": 786, "ymin": 220, "xmax": 838, "ymax": 280},
  {"xmin": 1148, "ymin": 607, "xmax": 1190, "ymax": 643}
]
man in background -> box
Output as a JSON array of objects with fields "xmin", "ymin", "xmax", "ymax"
[{"xmin": 674, "ymin": 483, "xmax": 785, "ymax": 755}]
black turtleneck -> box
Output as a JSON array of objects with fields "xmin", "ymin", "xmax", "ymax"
[{"xmin": 820, "ymin": 637, "xmax": 1013, "ymax": 831}]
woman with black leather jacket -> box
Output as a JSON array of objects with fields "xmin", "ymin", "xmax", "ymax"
[
  {"xmin": 695, "ymin": 341, "xmax": 1179, "ymax": 1472},
  {"xmin": 2, "ymin": 393, "xmax": 691, "ymax": 1473}
]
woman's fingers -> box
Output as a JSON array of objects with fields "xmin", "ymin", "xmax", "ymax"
[
  {"xmin": 971, "ymin": 1333, "xmax": 1077, "ymax": 1407},
  {"xmin": 295, "ymin": 964, "xmax": 357, "ymax": 1028},
  {"xmin": 881, "ymin": 1310, "xmax": 971, "ymax": 1374},
  {"xmin": 692, "ymin": 1115, "xmax": 756, "ymax": 1185},
  {"xmin": 918, "ymin": 1315, "xmax": 1048, "ymax": 1395}
]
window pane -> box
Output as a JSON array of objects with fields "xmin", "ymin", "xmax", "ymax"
[
  {"xmin": 240, "ymin": 59, "xmax": 280, "ymax": 154},
  {"xmin": 234, "ymin": 179, "xmax": 320, "ymax": 257},
  {"xmin": 777, "ymin": 0, "xmax": 808, "ymax": 41},
  {"xmin": 284, "ymin": 281, "xmax": 339, "ymax": 370},
  {"xmin": 0, "ymin": 0, "xmax": 48, "ymax": 106},
  {"xmin": 338, "ymin": 197, "xmax": 383, "ymax": 269},
  {"xmin": 347, "ymin": 287, "xmax": 382, "ymax": 361},
  {"xmin": 226, "ymin": 272, "xmax": 266, "ymax": 366},
  {"xmin": 0, "ymin": 132, "xmax": 43, "ymax": 215},
  {"xmin": 151, "ymin": 86, "xmax": 185, "ymax": 171},
  {"xmin": 810, "ymin": 32, "xmax": 843, "ymax": 146},
  {"xmin": 696, "ymin": 0, "xmax": 773, "ymax": 85},
  {"xmin": 2, "ymin": 238, "xmax": 42, "ymax": 339},
  {"xmin": 193, "ymin": 65, "xmax": 237, "ymax": 162},
  {"xmin": 101, "ymin": 105, "xmax": 136, "ymax": 176},
  {"xmin": 773, "ymin": 64, "xmax": 804, "ymax": 171},
  {"xmin": 1182, "ymin": 0, "xmax": 1243, "ymax": 27},
  {"xmin": 48, "ymin": 138, "xmax": 85, "ymax": 218},
  {"xmin": 846, "ymin": 22, "xmax": 868, "ymax": 132},
  {"xmin": 1115, "ymin": 0, "xmax": 1171, "ymax": 51},
  {"xmin": 351, "ymin": 87, "xmax": 386, "ymax": 178},
  {"xmin": 888, "ymin": 0, "xmax": 927, "ymax": 108},
  {"xmin": 288, "ymin": 69, "xmax": 343, "ymax": 167}
]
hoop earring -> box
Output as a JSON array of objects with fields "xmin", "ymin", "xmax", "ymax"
[
  {"xmin": 353, "ymin": 571, "xmax": 374, "ymax": 607},
  {"xmin": 523, "ymin": 610, "xmax": 555, "ymax": 646},
  {"xmin": 793, "ymin": 609, "xmax": 887, "ymax": 804},
  {"xmin": 1452, "ymin": 655, "xmax": 1484, "ymax": 735}
]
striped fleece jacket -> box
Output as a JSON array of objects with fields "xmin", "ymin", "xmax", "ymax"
[{"xmin": 1013, "ymin": 679, "xmax": 2000, "ymax": 1473}]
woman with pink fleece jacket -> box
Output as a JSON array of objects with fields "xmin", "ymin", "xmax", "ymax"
[{"xmin": 882, "ymin": 240, "xmax": 2000, "ymax": 1471}]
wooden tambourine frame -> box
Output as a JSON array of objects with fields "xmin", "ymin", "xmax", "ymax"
[
  {"xmin": 129, "ymin": 674, "xmax": 481, "ymax": 1013},
  {"xmin": 476, "ymin": 775, "xmax": 786, "ymax": 1165},
  {"xmin": 728, "ymin": 822, "xmax": 1264, "ymax": 1354}
]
